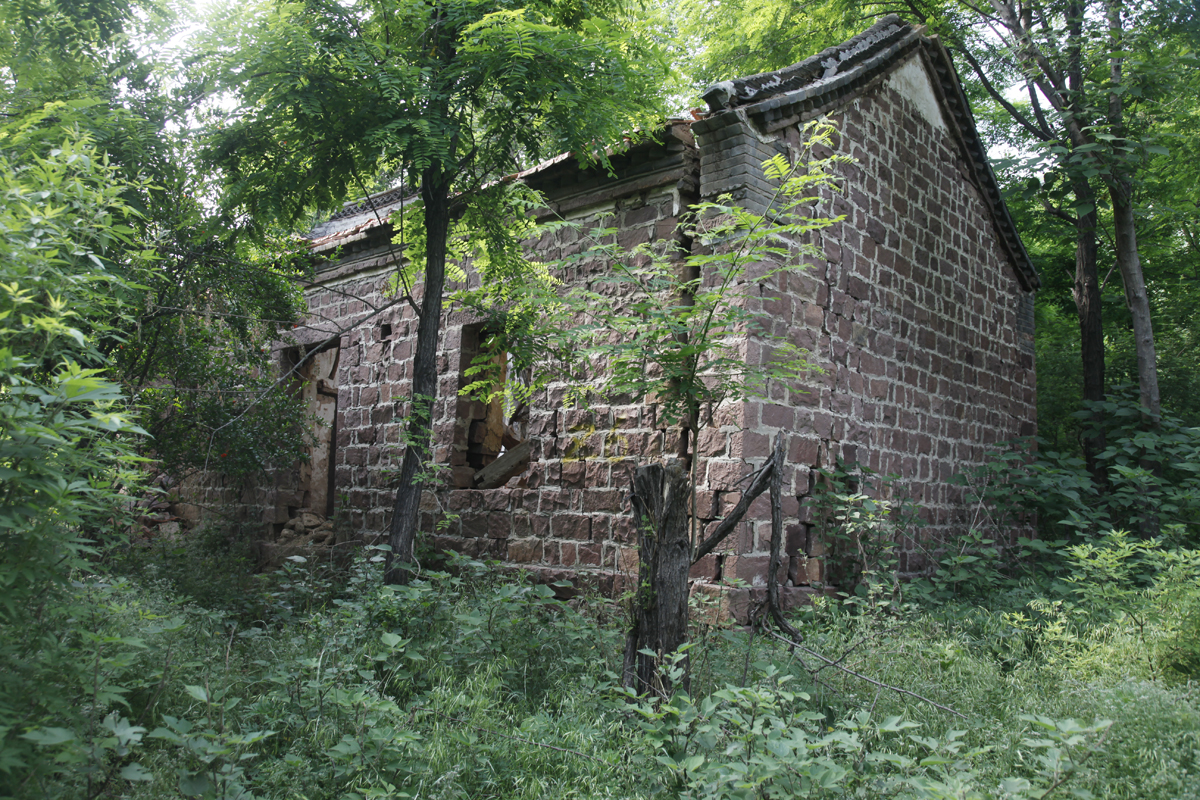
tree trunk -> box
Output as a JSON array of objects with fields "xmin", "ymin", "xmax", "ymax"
[
  {"xmin": 1071, "ymin": 178, "xmax": 1107, "ymax": 482},
  {"xmin": 623, "ymin": 460, "xmax": 692, "ymax": 698},
  {"xmin": 385, "ymin": 171, "xmax": 451, "ymax": 585},
  {"xmin": 1103, "ymin": 0, "xmax": 1159, "ymax": 423},
  {"xmin": 1109, "ymin": 185, "xmax": 1160, "ymax": 423},
  {"xmin": 763, "ymin": 435, "xmax": 803, "ymax": 639}
]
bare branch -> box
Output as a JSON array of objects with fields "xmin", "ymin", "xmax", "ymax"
[
  {"xmin": 761, "ymin": 630, "xmax": 966, "ymax": 718},
  {"xmin": 197, "ymin": 295, "xmax": 409, "ymax": 472},
  {"xmin": 1040, "ymin": 197, "xmax": 1077, "ymax": 224},
  {"xmin": 692, "ymin": 457, "xmax": 775, "ymax": 563},
  {"xmin": 954, "ymin": 45, "xmax": 1053, "ymax": 142},
  {"xmin": 349, "ymin": 171, "xmax": 423, "ymax": 318}
]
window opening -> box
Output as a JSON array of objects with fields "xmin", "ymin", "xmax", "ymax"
[{"xmin": 456, "ymin": 324, "xmax": 532, "ymax": 489}]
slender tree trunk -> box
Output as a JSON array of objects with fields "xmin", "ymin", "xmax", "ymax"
[
  {"xmin": 1071, "ymin": 178, "xmax": 1107, "ymax": 481},
  {"xmin": 623, "ymin": 460, "xmax": 692, "ymax": 698},
  {"xmin": 1103, "ymin": 0, "xmax": 1159, "ymax": 539},
  {"xmin": 385, "ymin": 171, "xmax": 451, "ymax": 585},
  {"xmin": 1102, "ymin": 0, "xmax": 1159, "ymax": 427},
  {"xmin": 1109, "ymin": 182, "xmax": 1159, "ymax": 421},
  {"xmin": 1103, "ymin": 0, "xmax": 1159, "ymax": 423}
]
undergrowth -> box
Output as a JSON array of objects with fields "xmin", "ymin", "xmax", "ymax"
[{"xmin": 4, "ymin": 529, "xmax": 1198, "ymax": 799}]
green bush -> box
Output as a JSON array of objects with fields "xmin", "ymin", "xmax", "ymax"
[
  {"xmin": 972, "ymin": 391, "xmax": 1200, "ymax": 545},
  {"xmin": 5, "ymin": 541, "xmax": 1198, "ymax": 799}
]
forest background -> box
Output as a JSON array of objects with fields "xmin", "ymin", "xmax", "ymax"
[{"xmin": 2, "ymin": 0, "xmax": 1200, "ymax": 798}]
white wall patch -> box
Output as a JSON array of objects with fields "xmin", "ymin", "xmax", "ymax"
[{"xmin": 887, "ymin": 57, "xmax": 948, "ymax": 133}]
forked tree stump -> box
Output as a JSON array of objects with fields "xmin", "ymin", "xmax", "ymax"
[{"xmin": 622, "ymin": 435, "xmax": 786, "ymax": 698}]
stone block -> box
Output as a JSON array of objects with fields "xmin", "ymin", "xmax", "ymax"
[
  {"xmin": 511, "ymin": 513, "xmax": 533, "ymax": 538},
  {"xmin": 460, "ymin": 513, "xmax": 489, "ymax": 538},
  {"xmin": 508, "ymin": 538, "xmax": 543, "ymax": 563},
  {"xmin": 730, "ymin": 431, "xmax": 769, "ymax": 459},
  {"xmin": 759, "ymin": 404, "xmax": 795, "ymax": 429},
  {"xmin": 552, "ymin": 514, "xmax": 592, "ymax": 541},
  {"xmin": 695, "ymin": 427, "xmax": 726, "ymax": 457},
  {"xmin": 727, "ymin": 554, "xmax": 771, "ymax": 586},
  {"xmin": 582, "ymin": 489, "xmax": 623, "ymax": 513},
  {"xmin": 690, "ymin": 554, "xmax": 719, "ymax": 581},
  {"xmin": 707, "ymin": 459, "xmax": 747, "ymax": 488},
  {"xmin": 577, "ymin": 543, "xmax": 602, "ymax": 566},
  {"xmin": 789, "ymin": 436, "xmax": 820, "ymax": 467},
  {"xmin": 616, "ymin": 545, "xmax": 639, "ymax": 574},
  {"xmin": 487, "ymin": 512, "xmax": 510, "ymax": 539},
  {"xmin": 691, "ymin": 489, "xmax": 717, "ymax": 519},
  {"xmin": 445, "ymin": 490, "xmax": 476, "ymax": 511},
  {"xmin": 612, "ymin": 515, "xmax": 635, "ymax": 544},
  {"xmin": 483, "ymin": 489, "xmax": 511, "ymax": 511},
  {"xmin": 561, "ymin": 460, "xmax": 586, "ymax": 487}
]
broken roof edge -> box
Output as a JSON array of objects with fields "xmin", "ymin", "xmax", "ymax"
[
  {"xmin": 701, "ymin": 15, "xmax": 912, "ymax": 112},
  {"xmin": 702, "ymin": 16, "xmax": 1040, "ymax": 292},
  {"xmin": 305, "ymin": 120, "xmax": 697, "ymax": 255}
]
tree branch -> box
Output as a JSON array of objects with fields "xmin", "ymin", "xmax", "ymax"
[
  {"xmin": 955, "ymin": 45, "xmax": 1053, "ymax": 141},
  {"xmin": 349, "ymin": 170, "xmax": 423, "ymax": 319},
  {"xmin": 1040, "ymin": 197, "xmax": 1077, "ymax": 224},
  {"xmin": 692, "ymin": 457, "xmax": 776, "ymax": 563},
  {"xmin": 761, "ymin": 630, "xmax": 966, "ymax": 718}
]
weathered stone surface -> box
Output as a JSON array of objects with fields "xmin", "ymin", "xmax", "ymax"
[{"xmin": 181, "ymin": 22, "xmax": 1036, "ymax": 601}]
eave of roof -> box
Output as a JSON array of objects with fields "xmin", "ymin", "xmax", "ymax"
[
  {"xmin": 702, "ymin": 16, "xmax": 1040, "ymax": 292},
  {"xmin": 305, "ymin": 122, "xmax": 697, "ymax": 256}
]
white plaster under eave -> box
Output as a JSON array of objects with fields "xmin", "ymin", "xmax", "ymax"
[{"xmin": 886, "ymin": 57, "xmax": 948, "ymax": 133}]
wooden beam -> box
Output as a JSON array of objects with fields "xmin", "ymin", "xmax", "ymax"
[{"xmin": 473, "ymin": 438, "xmax": 533, "ymax": 490}]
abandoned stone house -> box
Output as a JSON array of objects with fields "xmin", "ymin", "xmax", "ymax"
[{"xmin": 201, "ymin": 16, "xmax": 1039, "ymax": 601}]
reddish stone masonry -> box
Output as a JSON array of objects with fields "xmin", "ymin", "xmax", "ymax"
[{"xmin": 186, "ymin": 19, "xmax": 1038, "ymax": 616}]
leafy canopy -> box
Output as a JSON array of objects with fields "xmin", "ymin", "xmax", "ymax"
[
  {"xmin": 0, "ymin": 126, "xmax": 149, "ymax": 620},
  {"xmin": 200, "ymin": 0, "xmax": 669, "ymax": 226}
]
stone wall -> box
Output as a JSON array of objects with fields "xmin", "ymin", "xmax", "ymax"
[
  {"xmin": 690, "ymin": 52, "xmax": 1037, "ymax": 580},
  {"xmin": 180, "ymin": 51, "xmax": 1036, "ymax": 610}
]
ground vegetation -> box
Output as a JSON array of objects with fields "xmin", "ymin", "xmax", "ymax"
[{"xmin": 4, "ymin": 1, "xmax": 1200, "ymax": 797}]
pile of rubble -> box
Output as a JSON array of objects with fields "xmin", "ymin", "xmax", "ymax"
[
  {"xmin": 259, "ymin": 509, "xmax": 341, "ymax": 568},
  {"xmin": 277, "ymin": 510, "xmax": 336, "ymax": 546},
  {"xmin": 130, "ymin": 473, "xmax": 187, "ymax": 538}
]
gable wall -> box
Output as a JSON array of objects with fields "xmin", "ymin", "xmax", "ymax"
[{"xmin": 696, "ymin": 54, "xmax": 1036, "ymax": 580}]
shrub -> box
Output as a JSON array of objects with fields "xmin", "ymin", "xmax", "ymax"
[{"xmin": 972, "ymin": 390, "xmax": 1200, "ymax": 545}]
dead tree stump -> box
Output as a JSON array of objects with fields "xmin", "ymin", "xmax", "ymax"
[{"xmin": 623, "ymin": 459, "xmax": 691, "ymax": 698}]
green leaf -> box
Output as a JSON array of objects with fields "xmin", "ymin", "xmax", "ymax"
[
  {"xmin": 179, "ymin": 772, "xmax": 213, "ymax": 796},
  {"xmin": 184, "ymin": 685, "xmax": 209, "ymax": 703},
  {"xmin": 20, "ymin": 727, "xmax": 76, "ymax": 746},
  {"xmin": 877, "ymin": 716, "xmax": 920, "ymax": 732},
  {"xmin": 120, "ymin": 763, "xmax": 154, "ymax": 782}
]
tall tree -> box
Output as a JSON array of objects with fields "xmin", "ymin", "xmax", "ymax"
[
  {"xmin": 201, "ymin": 0, "xmax": 666, "ymax": 583},
  {"xmin": 973, "ymin": 0, "xmax": 1170, "ymax": 425}
]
